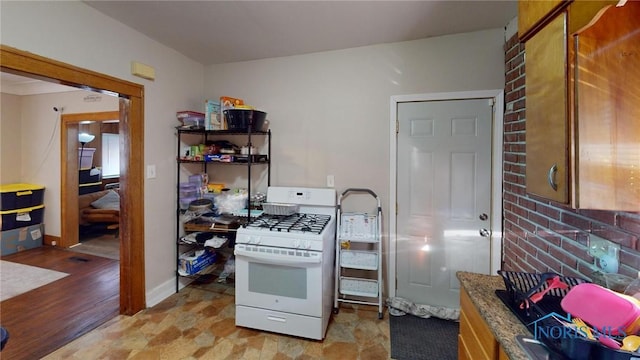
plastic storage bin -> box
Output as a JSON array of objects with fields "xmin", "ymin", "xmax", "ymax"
[
  {"xmin": 0, "ymin": 205, "xmax": 45, "ymax": 231},
  {"xmin": 79, "ymin": 169, "xmax": 101, "ymax": 184},
  {"xmin": 0, "ymin": 184, "xmax": 45, "ymax": 211},
  {"xmin": 177, "ymin": 111, "xmax": 205, "ymax": 128},
  {"xmin": 79, "ymin": 147, "xmax": 96, "ymax": 169},
  {"xmin": 179, "ymin": 182, "xmax": 199, "ymax": 198}
]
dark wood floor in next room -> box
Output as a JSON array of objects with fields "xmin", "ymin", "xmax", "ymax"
[{"xmin": 0, "ymin": 246, "xmax": 119, "ymax": 360}]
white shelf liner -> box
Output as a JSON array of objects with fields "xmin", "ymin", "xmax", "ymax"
[
  {"xmin": 339, "ymin": 212, "xmax": 378, "ymax": 242},
  {"xmin": 340, "ymin": 250, "xmax": 378, "ymax": 270},
  {"xmin": 340, "ymin": 277, "xmax": 379, "ymax": 298}
]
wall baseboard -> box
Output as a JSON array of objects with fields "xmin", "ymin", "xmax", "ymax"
[
  {"xmin": 44, "ymin": 234, "xmax": 61, "ymax": 246},
  {"xmin": 146, "ymin": 277, "xmax": 186, "ymax": 308}
]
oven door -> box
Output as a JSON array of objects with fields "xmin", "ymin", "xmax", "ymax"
[{"xmin": 234, "ymin": 244, "xmax": 324, "ymax": 317}]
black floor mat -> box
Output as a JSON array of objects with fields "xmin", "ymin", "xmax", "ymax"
[{"xmin": 389, "ymin": 314, "xmax": 459, "ymax": 360}]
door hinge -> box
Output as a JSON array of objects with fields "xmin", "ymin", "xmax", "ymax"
[
  {"xmin": 396, "ymin": 202, "xmax": 398, "ymax": 215},
  {"xmin": 396, "ymin": 119, "xmax": 399, "ymax": 134}
]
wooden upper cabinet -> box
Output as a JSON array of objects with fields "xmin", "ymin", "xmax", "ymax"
[
  {"xmin": 525, "ymin": 13, "xmax": 569, "ymax": 203},
  {"xmin": 518, "ymin": 0, "xmax": 617, "ymax": 40},
  {"xmin": 522, "ymin": 0, "xmax": 640, "ymax": 210},
  {"xmin": 518, "ymin": 0, "xmax": 565, "ymax": 40},
  {"xmin": 574, "ymin": 1, "xmax": 640, "ymax": 210}
]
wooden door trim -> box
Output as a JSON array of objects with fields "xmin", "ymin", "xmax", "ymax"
[
  {"xmin": 1, "ymin": 44, "xmax": 146, "ymax": 315},
  {"xmin": 0, "ymin": 46, "xmax": 142, "ymax": 97},
  {"xmin": 61, "ymin": 111, "xmax": 120, "ymax": 248}
]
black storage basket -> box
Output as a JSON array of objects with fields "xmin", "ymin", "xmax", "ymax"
[
  {"xmin": 496, "ymin": 271, "xmax": 637, "ymax": 360},
  {"xmin": 499, "ymin": 270, "xmax": 587, "ymax": 305}
]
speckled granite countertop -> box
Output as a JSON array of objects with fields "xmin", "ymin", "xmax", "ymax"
[{"xmin": 457, "ymin": 271, "xmax": 531, "ymax": 360}]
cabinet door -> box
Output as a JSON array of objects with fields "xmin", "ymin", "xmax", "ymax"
[
  {"xmin": 518, "ymin": 0, "xmax": 564, "ymax": 39},
  {"xmin": 459, "ymin": 288, "xmax": 498, "ymax": 360},
  {"xmin": 575, "ymin": 2, "xmax": 640, "ymax": 210},
  {"xmin": 525, "ymin": 13, "xmax": 569, "ymax": 203}
]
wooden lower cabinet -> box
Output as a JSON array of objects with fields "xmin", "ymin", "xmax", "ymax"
[
  {"xmin": 458, "ymin": 288, "xmax": 507, "ymax": 360},
  {"xmin": 499, "ymin": 346, "xmax": 509, "ymax": 360}
]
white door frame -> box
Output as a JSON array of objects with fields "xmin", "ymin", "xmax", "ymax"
[{"xmin": 388, "ymin": 90, "xmax": 504, "ymax": 299}]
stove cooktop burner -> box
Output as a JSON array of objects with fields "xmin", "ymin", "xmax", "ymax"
[{"xmin": 245, "ymin": 213, "xmax": 331, "ymax": 234}]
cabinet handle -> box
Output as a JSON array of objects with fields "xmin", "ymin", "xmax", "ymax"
[{"xmin": 547, "ymin": 164, "xmax": 558, "ymax": 191}]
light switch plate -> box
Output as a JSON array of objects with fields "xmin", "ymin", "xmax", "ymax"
[
  {"xmin": 146, "ymin": 165, "xmax": 157, "ymax": 179},
  {"xmin": 327, "ymin": 175, "xmax": 335, "ymax": 188}
]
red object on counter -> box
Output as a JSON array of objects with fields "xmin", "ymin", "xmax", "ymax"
[{"xmin": 529, "ymin": 276, "xmax": 568, "ymax": 303}]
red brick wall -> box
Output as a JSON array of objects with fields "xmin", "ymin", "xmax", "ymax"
[{"xmin": 502, "ymin": 33, "xmax": 640, "ymax": 280}]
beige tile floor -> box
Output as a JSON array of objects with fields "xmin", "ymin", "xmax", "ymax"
[{"xmin": 44, "ymin": 282, "xmax": 390, "ymax": 360}]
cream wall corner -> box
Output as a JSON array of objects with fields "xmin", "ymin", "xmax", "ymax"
[
  {"xmin": 0, "ymin": 93, "xmax": 22, "ymax": 184},
  {"xmin": 204, "ymin": 27, "xmax": 507, "ymax": 254}
]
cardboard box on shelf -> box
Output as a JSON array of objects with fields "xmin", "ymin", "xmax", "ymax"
[
  {"xmin": 205, "ymin": 100, "xmax": 222, "ymax": 130},
  {"xmin": 1, "ymin": 223, "xmax": 44, "ymax": 256},
  {"xmin": 220, "ymin": 96, "xmax": 244, "ymax": 109},
  {"xmin": 178, "ymin": 248, "xmax": 217, "ymax": 276}
]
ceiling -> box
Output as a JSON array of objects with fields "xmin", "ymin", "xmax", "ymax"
[
  {"xmin": 2, "ymin": 1, "xmax": 517, "ymax": 95},
  {"xmin": 0, "ymin": 72, "xmax": 78, "ymax": 96},
  {"xmin": 83, "ymin": 0, "xmax": 518, "ymax": 65}
]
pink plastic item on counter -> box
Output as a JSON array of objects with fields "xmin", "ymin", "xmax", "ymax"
[{"xmin": 560, "ymin": 283, "xmax": 640, "ymax": 336}]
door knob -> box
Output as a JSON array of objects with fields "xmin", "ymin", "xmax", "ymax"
[
  {"xmin": 479, "ymin": 213, "xmax": 488, "ymax": 221},
  {"xmin": 479, "ymin": 228, "xmax": 490, "ymax": 237}
]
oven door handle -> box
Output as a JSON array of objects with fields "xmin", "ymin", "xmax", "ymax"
[{"xmin": 234, "ymin": 248, "xmax": 321, "ymax": 265}]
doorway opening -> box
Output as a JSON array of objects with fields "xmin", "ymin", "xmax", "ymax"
[
  {"xmin": 61, "ymin": 111, "xmax": 120, "ymax": 251},
  {"xmin": 1, "ymin": 44, "xmax": 146, "ymax": 314}
]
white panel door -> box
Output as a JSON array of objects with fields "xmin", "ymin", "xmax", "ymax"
[{"xmin": 396, "ymin": 99, "xmax": 492, "ymax": 308}]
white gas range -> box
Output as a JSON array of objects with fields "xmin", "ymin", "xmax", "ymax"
[{"xmin": 234, "ymin": 186, "xmax": 336, "ymax": 340}]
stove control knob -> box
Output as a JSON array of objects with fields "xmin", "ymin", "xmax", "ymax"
[
  {"xmin": 253, "ymin": 236, "xmax": 261, "ymax": 245},
  {"xmin": 292, "ymin": 240, "xmax": 300, "ymax": 248},
  {"xmin": 303, "ymin": 241, "xmax": 312, "ymax": 249}
]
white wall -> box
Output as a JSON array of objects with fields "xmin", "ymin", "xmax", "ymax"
[
  {"xmin": 205, "ymin": 28, "xmax": 506, "ymax": 241},
  {"xmin": 1, "ymin": 0, "xmax": 204, "ymax": 301},
  {"xmin": 15, "ymin": 90, "xmax": 119, "ymax": 235},
  {"xmin": 2, "ymin": 0, "xmax": 506, "ymax": 306},
  {"xmin": 0, "ymin": 93, "xmax": 22, "ymax": 184}
]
